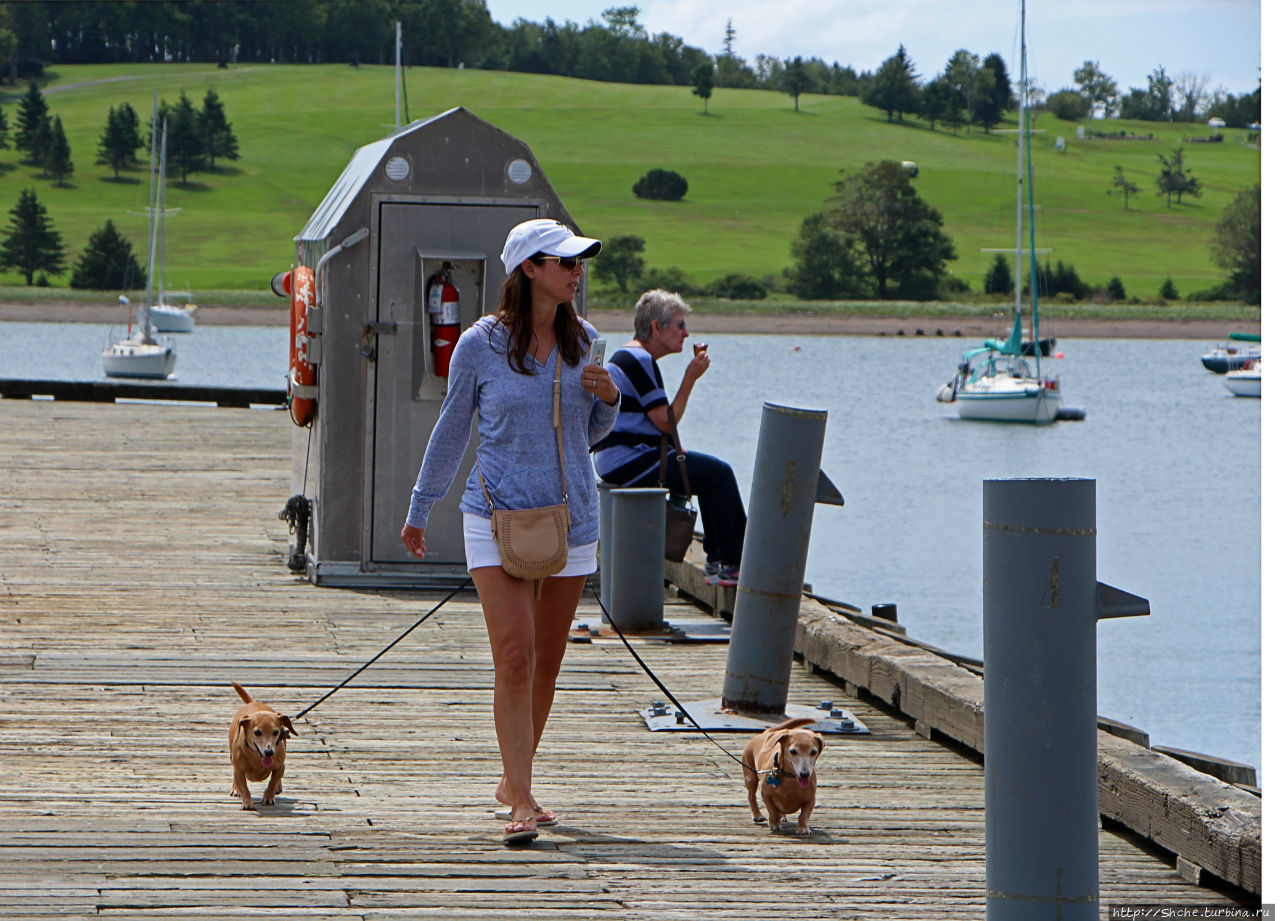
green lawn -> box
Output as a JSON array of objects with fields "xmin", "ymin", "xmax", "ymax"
[{"xmin": 0, "ymin": 63, "xmax": 1261, "ymax": 300}]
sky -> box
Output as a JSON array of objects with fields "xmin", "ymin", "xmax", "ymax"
[{"xmin": 481, "ymin": 0, "xmax": 1263, "ymax": 98}]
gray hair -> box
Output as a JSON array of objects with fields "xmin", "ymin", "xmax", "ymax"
[{"xmin": 633, "ymin": 289, "xmax": 691, "ymax": 341}]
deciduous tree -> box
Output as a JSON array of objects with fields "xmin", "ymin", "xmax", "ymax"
[
  {"xmin": 691, "ymin": 61, "xmax": 714, "ymax": 114},
  {"xmin": 779, "ymin": 56, "xmax": 813, "ymax": 112},
  {"xmin": 1109, "ymin": 165, "xmax": 1139, "ymax": 209},
  {"xmin": 821, "ymin": 160, "xmax": 956, "ymax": 299},
  {"xmin": 785, "ymin": 213, "xmax": 865, "ymax": 299},
  {"xmin": 1210, "ymin": 184, "xmax": 1260, "ymax": 303},
  {"xmin": 1155, "ymin": 147, "xmax": 1201, "ymax": 206},
  {"xmin": 1072, "ymin": 60, "xmax": 1118, "ymax": 120},
  {"xmin": 593, "ymin": 234, "xmax": 646, "ymax": 292},
  {"xmin": 0, "ymin": 188, "xmax": 64, "ymax": 285}
]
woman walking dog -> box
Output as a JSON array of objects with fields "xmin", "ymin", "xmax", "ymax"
[{"xmin": 401, "ymin": 219, "xmax": 619, "ymax": 844}]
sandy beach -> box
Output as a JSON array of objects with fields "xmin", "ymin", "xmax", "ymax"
[{"xmin": 0, "ymin": 300, "xmax": 1259, "ymax": 341}]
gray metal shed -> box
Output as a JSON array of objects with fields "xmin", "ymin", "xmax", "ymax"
[{"xmin": 288, "ymin": 106, "xmax": 589, "ymax": 586}]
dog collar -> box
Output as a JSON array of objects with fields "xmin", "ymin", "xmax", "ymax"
[{"xmin": 767, "ymin": 753, "xmax": 796, "ymax": 785}]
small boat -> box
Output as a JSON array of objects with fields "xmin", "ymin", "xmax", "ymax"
[
  {"xmin": 1201, "ymin": 333, "xmax": 1261, "ymax": 374},
  {"xmin": 937, "ymin": 0, "xmax": 1066, "ymax": 426},
  {"xmin": 150, "ymin": 295, "xmax": 196, "ymax": 333},
  {"xmin": 1224, "ymin": 359, "xmax": 1261, "ymax": 398},
  {"xmin": 103, "ymin": 104, "xmax": 177, "ymax": 380}
]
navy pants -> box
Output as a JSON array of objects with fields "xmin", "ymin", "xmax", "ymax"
[{"xmin": 608, "ymin": 448, "xmax": 746, "ymax": 567}]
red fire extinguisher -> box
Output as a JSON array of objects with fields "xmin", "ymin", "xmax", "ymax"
[{"xmin": 427, "ymin": 269, "xmax": 460, "ymax": 378}]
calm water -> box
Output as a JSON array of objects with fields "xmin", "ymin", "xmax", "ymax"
[{"xmin": 0, "ymin": 322, "xmax": 1262, "ymax": 778}]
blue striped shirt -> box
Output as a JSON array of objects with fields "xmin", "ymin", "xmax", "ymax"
[{"xmin": 591, "ymin": 345, "xmax": 668, "ymax": 485}]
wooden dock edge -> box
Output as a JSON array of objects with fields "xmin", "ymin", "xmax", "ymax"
[{"xmin": 664, "ymin": 557, "xmax": 1261, "ymax": 896}]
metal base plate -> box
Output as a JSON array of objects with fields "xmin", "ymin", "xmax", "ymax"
[
  {"xmin": 569, "ymin": 618, "xmax": 731, "ymax": 644},
  {"xmin": 641, "ymin": 698, "xmax": 869, "ymax": 734}
]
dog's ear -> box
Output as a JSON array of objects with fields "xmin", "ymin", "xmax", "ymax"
[
  {"xmin": 238, "ymin": 717, "xmax": 251, "ymax": 738},
  {"xmin": 280, "ymin": 715, "xmax": 297, "ymax": 738},
  {"xmin": 814, "ymin": 733, "xmax": 825, "ymax": 755}
]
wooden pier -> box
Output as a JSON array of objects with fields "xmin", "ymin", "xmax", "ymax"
[{"xmin": 0, "ymin": 399, "xmax": 1259, "ymax": 918}]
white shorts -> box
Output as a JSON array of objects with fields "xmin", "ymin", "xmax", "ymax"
[{"xmin": 462, "ymin": 512, "xmax": 597, "ymax": 577}]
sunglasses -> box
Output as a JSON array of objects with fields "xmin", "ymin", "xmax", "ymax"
[{"xmin": 535, "ymin": 254, "xmax": 586, "ymax": 270}]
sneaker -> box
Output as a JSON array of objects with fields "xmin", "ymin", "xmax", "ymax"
[
  {"xmin": 703, "ymin": 560, "xmax": 720, "ymax": 585},
  {"xmin": 713, "ymin": 564, "xmax": 739, "ymax": 587}
]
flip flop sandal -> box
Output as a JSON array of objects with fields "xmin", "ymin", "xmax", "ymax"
[
  {"xmin": 502, "ymin": 818, "xmax": 539, "ymax": 845},
  {"xmin": 494, "ymin": 807, "xmax": 558, "ymax": 827}
]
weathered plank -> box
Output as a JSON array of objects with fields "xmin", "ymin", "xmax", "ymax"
[{"xmin": 0, "ymin": 399, "xmax": 1255, "ymax": 918}]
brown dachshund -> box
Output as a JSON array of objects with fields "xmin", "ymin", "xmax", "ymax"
[
  {"xmin": 742, "ymin": 717, "xmax": 824, "ymax": 836},
  {"xmin": 228, "ymin": 682, "xmax": 294, "ymax": 810}
]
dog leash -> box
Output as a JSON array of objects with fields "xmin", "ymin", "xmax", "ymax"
[
  {"xmin": 590, "ymin": 584, "xmax": 759, "ymax": 774},
  {"xmin": 292, "ymin": 578, "xmax": 473, "ymax": 722}
]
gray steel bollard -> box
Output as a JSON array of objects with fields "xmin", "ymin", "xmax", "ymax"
[
  {"xmin": 608, "ymin": 487, "xmax": 668, "ymax": 631},
  {"xmin": 721, "ymin": 403, "xmax": 828, "ymax": 717},
  {"xmin": 984, "ymin": 478, "xmax": 1099, "ymax": 920},
  {"xmin": 597, "ymin": 482, "xmax": 617, "ymax": 617}
]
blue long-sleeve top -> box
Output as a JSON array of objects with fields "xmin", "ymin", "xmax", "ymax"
[{"xmin": 405, "ymin": 314, "xmax": 619, "ymax": 546}]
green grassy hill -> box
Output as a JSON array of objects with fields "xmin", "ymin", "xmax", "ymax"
[{"xmin": 0, "ymin": 63, "xmax": 1261, "ymax": 299}]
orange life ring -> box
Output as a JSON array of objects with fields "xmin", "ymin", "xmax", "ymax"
[{"xmin": 288, "ymin": 266, "xmax": 317, "ymax": 426}]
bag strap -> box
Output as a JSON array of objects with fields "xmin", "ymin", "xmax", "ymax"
[
  {"xmin": 657, "ymin": 405, "xmax": 693, "ymax": 498},
  {"xmin": 478, "ymin": 350, "xmax": 567, "ymax": 511}
]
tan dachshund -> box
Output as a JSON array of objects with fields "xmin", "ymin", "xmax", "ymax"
[
  {"xmin": 742, "ymin": 717, "xmax": 824, "ymax": 836},
  {"xmin": 228, "ymin": 682, "xmax": 294, "ymax": 810}
]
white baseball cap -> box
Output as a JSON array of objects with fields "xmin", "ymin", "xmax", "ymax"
[{"xmin": 501, "ymin": 219, "xmax": 601, "ymax": 275}]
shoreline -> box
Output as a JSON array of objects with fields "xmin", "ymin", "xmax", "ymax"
[{"xmin": 0, "ymin": 301, "xmax": 1258, "ymax": 340}]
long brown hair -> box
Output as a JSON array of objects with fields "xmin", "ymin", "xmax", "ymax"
[{"xmin": 492, "ymin": 267, "xmax": 589, "ymax": 374}]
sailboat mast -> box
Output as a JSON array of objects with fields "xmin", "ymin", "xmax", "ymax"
[
  {"xmin": 1020, "ymin": 0, "xmax": 1043, "ymax": 378},
  {"xmin": 1013, "ymin": 0, "xmax": 1027, "ymax": 329},
  {"xmin": 143, "ymin": 94, "xmax": 158, "ymax": 339}
]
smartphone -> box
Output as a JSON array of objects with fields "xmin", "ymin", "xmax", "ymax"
[{"xmin": 589, "ymin": 338, "xmax": 607, "ymax": 365}]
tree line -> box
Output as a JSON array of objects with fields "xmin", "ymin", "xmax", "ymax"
[{"xmin": 4, "ymin": 2, "xmax": 1255, "ymax": 125}]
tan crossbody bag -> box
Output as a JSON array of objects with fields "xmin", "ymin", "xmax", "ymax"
[{"xmin": 477, "ymin": 351, "xmax": 571, "ymax": 598}]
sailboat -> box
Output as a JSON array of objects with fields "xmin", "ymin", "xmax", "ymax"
[
  {"xmin": 936, "ymin": 0, "xmax": 1064, "ymax": 425},
  {"xmin": 102, "ymin": 111, "xmax": 177, "ymax": 379}
]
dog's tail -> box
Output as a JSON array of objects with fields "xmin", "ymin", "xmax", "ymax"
[
  {"xmin": 232, "ymin": 681, "xmax": 254, "ymax": 703},
  {"xmin": 769, "ymin": 717, "xmax": 818, "ymax": 731}
]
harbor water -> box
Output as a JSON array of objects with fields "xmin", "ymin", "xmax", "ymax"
[{"xmin": 0, "ymin": 321, "xmax": 1262, "ymax": 779}]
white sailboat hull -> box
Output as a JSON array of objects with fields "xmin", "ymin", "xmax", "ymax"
[
  {"xmin": 149, "ymin": 302, "xmax": 196, "ymax": 333},
  {"xmin": 102, "ymin": 335, "xmax": 177, "ymax": 379},
  {"xmin": 1224, "ymin": 363, "xmax": 1261, "ymax": 398},
  {"xmin": 955, "ymin": 377, "xmax": 1063, "ymax": 424}
]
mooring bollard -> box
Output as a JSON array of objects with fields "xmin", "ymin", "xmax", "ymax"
[
  {"xmin": 608, "ymin": 487, "xmax": 668, "ymax": 632},
  {"xmin": 983, "ymin": 477, "xmax": 1148, "ymax": 921},
  {"xmin": 721, "ymin": 402, "xmax": 833, "ymax": 716}
]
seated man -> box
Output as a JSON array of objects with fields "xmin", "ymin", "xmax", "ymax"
[{"xmin": 592, "ymin": 290, "xmax": 746, "ymax": 586}]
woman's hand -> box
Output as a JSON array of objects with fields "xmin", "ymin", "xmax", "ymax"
[
  {"xmin": 685, "ymin": 349, "xmax": 710, "ymax": 383},
  {"xmin": 581, "ymin": 363, "xmax": 620, "ymax": 405},
  {"xmin": 401, "ymin": 523, "xmax": 427, "ymax": 559}
]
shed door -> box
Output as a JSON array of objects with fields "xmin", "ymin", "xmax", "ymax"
[{"xmin": 368, "ymin": 201, "xmax": 539, "ymax": 565}]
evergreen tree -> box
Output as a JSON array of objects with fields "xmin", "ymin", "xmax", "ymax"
[
  {"xmin": 984, "ymin": 254, "xmax": 1013, "ymax": 294},
  {"xmin": 70, "ymin": 219, "xmax": 146, "ymax": 290},
  {"xmin": 1105, "ymin": 276, "xmax": 1126, "ymax": 301},
  {"xmin": 156, "ymin": 93, "xmax": 203, "ymax": 182},
  {"xmin": 864, "ymin": 45, "xmax": 920, "ymax": 123},
  {"xmin": 44, "ymin": 115, "xmax": 72, "ymax": 184},
  {"xmin": 97, "ymin": 103, "xmax": 143, "ymax": 179},
  {"xmin": 198, "ymin": 89, "xmax": 239, "ymax": 169},
  {"xmin": 1158, "ymin": 277, "xmax": 1179, "ymax": 301},
  {"xmin": 13, "ymin": 81, "xmax": 47, "ymax": 156},
  {"xmin": 0, "ymin": 188, "xmax": 65, "ymax": 285},
  {"xmin": 0, "ymin": 107, "xmax": 8, "ymax": 150},
  {"xmin": 28, "ymin": 115, "xmax": 52, "ymax": 174}
]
